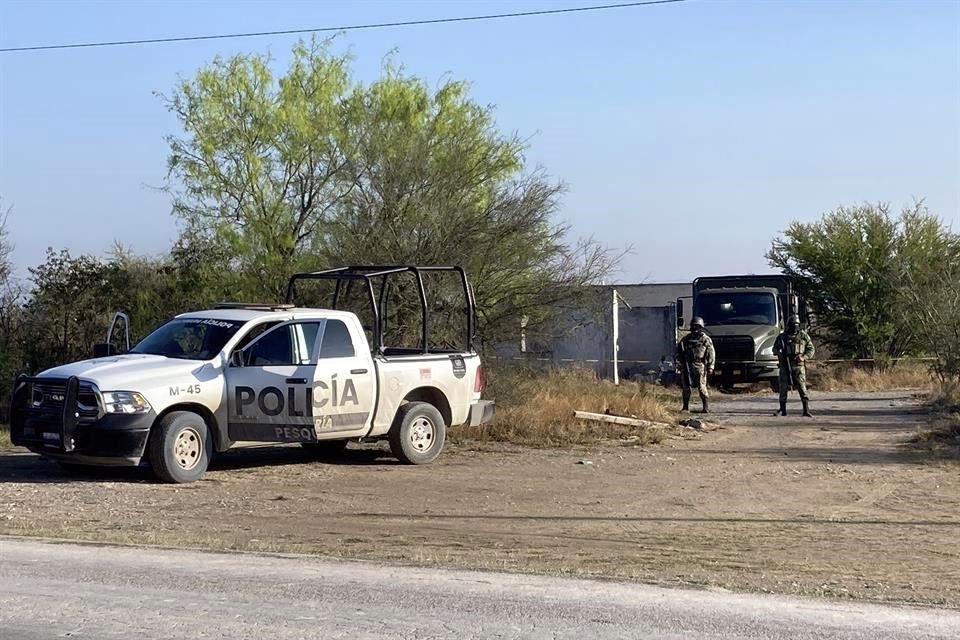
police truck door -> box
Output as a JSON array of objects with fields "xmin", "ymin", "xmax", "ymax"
[
  {"xmin": 226, "ymin": 321, "xmax": 322, "ymax": 443},
  {"xmin": 309, "ymin": 318, "xmax": 375, "ymax": 439}
]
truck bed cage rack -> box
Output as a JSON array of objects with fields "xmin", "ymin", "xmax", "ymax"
[
  {"xmin": 284, "ymin": 265, "xmax": 476, "ymax": 354},
  {"xmin": 214, "ymin": 302, "xmax": 297, "ymax": 311}
]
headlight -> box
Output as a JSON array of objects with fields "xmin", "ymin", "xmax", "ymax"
[
  {"xmin": 760, "ymin": 346, "xmax": 774, "ymax": 357},
  {"xmin": 101, "ymin": 391, "xmax": 152, "ymax": 414}
]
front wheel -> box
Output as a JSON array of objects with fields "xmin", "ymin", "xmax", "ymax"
[
  {"xmin": 147, "ymin": 411, "xmax": 212, "ymax": 484},
  {"xmin": 389, "ymin": 402, "xmax": 446, "ymax": 465}
]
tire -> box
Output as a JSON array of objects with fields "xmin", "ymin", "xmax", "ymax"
[
  {"xmin": 769, "ymin": 378, "xmax": 781, "ymax": 393},
  {"xmin": 389, "ymin": 401, "xmax": 446, "ymax": 465},
  {"xmin": 301, "ymin": 439, "xmax": 349, "ymax": 459},
  {"xmin": 147, "ymin": 411, "xmax": 212, "ymax": 484}
]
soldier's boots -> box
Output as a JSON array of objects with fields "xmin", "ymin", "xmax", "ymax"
[
  {"xmin": 701, "ymin": 397, "xmax": 710, "ymax": 414},
  {"xmin": 681, "ymin": 392, "xmax": 691, "ymax": 413},
  {"xmin": 776, "ymin": 401, "xmax": 787, "ymax": 416},
  {"xmin": 802, "ymin": 399, "xmax": 812, "ymax": 418}
]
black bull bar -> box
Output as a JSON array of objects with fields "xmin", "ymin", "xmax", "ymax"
[{"xmin": 9, "ymin": 375, "xmax": 84, "ymax": 453}]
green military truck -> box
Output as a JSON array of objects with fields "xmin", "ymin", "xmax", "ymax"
[{"xmin": 677, "ymin": 275, "xmax": 808, "ymax": 391}]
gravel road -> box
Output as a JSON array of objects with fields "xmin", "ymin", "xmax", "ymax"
[{"xmin": 1, "ymin": 538, "xmax": 957, "ymax": 639}]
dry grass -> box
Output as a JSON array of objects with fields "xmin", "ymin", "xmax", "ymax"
[
  {"xmin": 912, "ymin": 414, "xmax": 960, "ymax": 449},
  {"xmin": 0, "ymin": 424, "xmax": 10, "ymax": 449},
  {"xmin": 807, "ymin": 363, "xmax": 933, "ymax": 392},
  {"xmin": 912, "ymin": 382, "xmax": 960, "ymax": 455},
  {"xmin": 928, "ymin": 380, "xmax": 960, "ymax": 413},
  {"xmin": 454, "ymin": 367, "xmax": 674, "ymax": 447}
]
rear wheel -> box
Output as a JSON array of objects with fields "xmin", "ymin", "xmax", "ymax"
[
  {"xmin": 148, "ymin": 411, "xmax": 212, "ymax": 484},
  {"xmin": 389, "ymin": 402, "xmax": 446, "ymax": 465}
]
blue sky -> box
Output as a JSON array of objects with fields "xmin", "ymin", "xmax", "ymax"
[{"xmin": 1, "ymin": 0, "xmax": 957, "ymax": 283}]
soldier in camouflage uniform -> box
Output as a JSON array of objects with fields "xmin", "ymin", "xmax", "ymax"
[
  {"xmin": 676, "ymin": 316, "xmax": 715, "ymax": 413},
  {"xmin": 773, "ymin": 314, "xmax": 815, "ymax": 417}
]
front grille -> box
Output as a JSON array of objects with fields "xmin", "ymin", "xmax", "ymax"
[
  {"xmin": 11, "ymin": 376, "xmax": 102, "ymax": 453},
  {"xmin": 712, "ymin": 336, "xmax": 755, "ymax": 361},
  {"xmin": 29, "ymin": 381, "xmax": 99, "ymax": 421}
]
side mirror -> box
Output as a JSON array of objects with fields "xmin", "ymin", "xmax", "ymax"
[
  {"xmin": 92, "ymin": 343, "xmax": 116, "ymax": 358},
  {"xmin": 675, "ymin": 299, "xmax": 684, "ymax": 328},
  {"xmin": 229, "ymin": 350, "xmax": 246, "ymax": 368}
]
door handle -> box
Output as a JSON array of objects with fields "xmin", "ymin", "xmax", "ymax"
[
  {"xmin": 285, "ymin": 377, "xmax": 307, "ymax": 384},
  {"xmin": 350, "ymin": 369, "xmax": 368, "ymax": 375}
]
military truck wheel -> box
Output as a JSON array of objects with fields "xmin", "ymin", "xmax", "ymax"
[
  {"xmin": 769, "ymin": 379, "xmax": 781, "ymax": 393},
  {"xmin": 389, "ymin": 401, "xmax": 446, "ymax": 465},
  {"xmin": 301, "ymin": 439, "xmax": 349, "ymax": 459},
  {"xmin": 148, "ymin": 411, "xmax": 212, "ymax": 484}
]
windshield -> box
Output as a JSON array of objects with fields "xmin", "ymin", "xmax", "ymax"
[
  {"xmin": 130, "ymin": 318, "xmax": 245, "ymax": 360},
  {"xmin": 694, "ymin": 292, "xmax": 778, "ymax": 326}
]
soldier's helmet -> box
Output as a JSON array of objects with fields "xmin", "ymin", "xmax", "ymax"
[
  {"xmin": 787, "ymin": 314, "xmax": 800, "ymax": 330},
  {"xmin": 690, "ymin": 316, "xmax": 705, "ymax": 330}
]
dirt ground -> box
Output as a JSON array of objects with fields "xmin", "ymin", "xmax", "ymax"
[{"xmin": 1, "ymin": 390, "xmax": 958, "ymax": 607}]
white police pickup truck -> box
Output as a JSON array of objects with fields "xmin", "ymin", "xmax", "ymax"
[{"xmin": 10, "ymin": 266, "xmax": 494, "ymax": 483}]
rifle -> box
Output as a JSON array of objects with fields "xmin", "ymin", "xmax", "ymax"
[
  {"xmin": 780, "ymin": 336, "xmax": 795, "ymax": 391},
  {"xmin": 678, "ymin": 339, "xmax": 693, "ymax": 388}
]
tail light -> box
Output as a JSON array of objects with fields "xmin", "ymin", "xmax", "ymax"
[{"xmin": 474, "ymin": 365, "xmax": 485, "ymax": 394}]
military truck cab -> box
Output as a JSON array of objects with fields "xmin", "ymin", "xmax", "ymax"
[{"xmin": 677, "ymin": 275, "xmax": 807, "ymax": 390}]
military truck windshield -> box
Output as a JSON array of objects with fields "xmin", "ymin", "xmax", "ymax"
[
  {"xmin": 694, "ymin": 292, "xmax": 777, "ymax": 326},
  {"xmin": 131, "ymin": 318, "xmax": 245, "ymax": 360}
]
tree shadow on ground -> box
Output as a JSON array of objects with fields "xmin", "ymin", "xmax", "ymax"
[
  {"xmin": 0, "ymin": 444, "xmax": 398, "ymax": 484},
  {"xmin": 348, "ymin": 511, "xmax": 960, "ymax": 528},
  {"xmin": 0, "ymin": 453, "xmax": 149, "ymax": 484},
  {"xmin": 662, "ymin": 443, "xmax": 944, "ymax": 465},
  {"xmin": 211, "ymin": 444, "xmax": 398, "ymax": 471}
]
